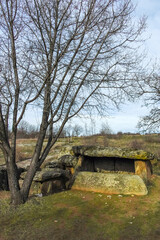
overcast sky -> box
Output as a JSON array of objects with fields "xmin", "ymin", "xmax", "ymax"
[{"xmin": 25, "ymin": 0, "xmax": 160, "ymax": 134}]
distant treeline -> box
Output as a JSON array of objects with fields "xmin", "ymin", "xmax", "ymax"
[{"xmin": 14, "ymin": 120, "xmax": 160, "ymax": 139}]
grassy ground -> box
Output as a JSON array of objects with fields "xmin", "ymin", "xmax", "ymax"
[
  {"xmin": 0, "ymin": 175, "xmax": 160, "ymax": 240},
  {"xmin": 0, "ymin": 134, "xmax": 160, "ymax": 239}
]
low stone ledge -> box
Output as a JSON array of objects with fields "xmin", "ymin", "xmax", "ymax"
[{"xmin": 20, "ymin": 168, "xmax": 71, "ymax": 182}]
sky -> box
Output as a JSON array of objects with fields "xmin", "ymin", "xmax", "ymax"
[
  {"xmin": 104, "ymin": 0, "xmax": 160, "ymax": 133},
  {"xmin": 25, "ymin": 0, "xmax": 160, "ymax": 134},
  {"xmin": 72, "ymin": 0, "xmax": 160, "ymax": 134}
]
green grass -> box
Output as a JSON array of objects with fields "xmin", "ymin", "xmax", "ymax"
[{"xmin": 0, "ymin": 175, "xmax": 160, "ymax": 240}]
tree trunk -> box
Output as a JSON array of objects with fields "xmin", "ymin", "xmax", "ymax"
[
  {"xmin": 20, "ymin": 158, "xmax": 38, "ymax": 203},
  {"xmin": 6, "ymin": 154, "xmax": 24, "ymax": 205}
]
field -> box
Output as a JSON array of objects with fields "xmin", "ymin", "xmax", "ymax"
[{"xmin": 0, "ymin": 134, "xmax": 160, "ymax": 240}]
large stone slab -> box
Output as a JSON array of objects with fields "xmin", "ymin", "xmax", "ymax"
[
  {"xmin": 17, "ymin": 159, "xmax": 32, "ymax": 170},
  {"xmin": 72, "ymin": 146, "xmax": 154, "ymax": 160},
  {"xmin": 135, "ymin": 160, "xmax": 153, "ymax": 181},
  {"xmin": 72, "ymin": 172, "xmax": 148, "ymax": 196}
]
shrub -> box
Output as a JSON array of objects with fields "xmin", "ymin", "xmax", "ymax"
[
  {"xmin": 129, "ymin": 140, "xmax": 144, "ymax": 150},
  {"xmin": 144, "ymin": 135, "xmax": 160, "ymax": 144}
]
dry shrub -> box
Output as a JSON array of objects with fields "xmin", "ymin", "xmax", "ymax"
[
  {"xmin": 0, "ymin": 191, "xmax": 10, "ymax": 200},
  {"xmin": 82, "ymin": 136, "xmax": 98, "ymax": 146},
  {"xmin": 102, "ymin": 137, "xmax": 109, "ymax": 147},
  {"xmin": 81, "ymin": 135, "xmax": 110, "ymax": 147},
  {"xmin": 154, "ymin": 149, "xmax": 160, "ymax": 161},
  {"xmin": 129, "ymin": 140, "xmax": 144, "ymax": 150},
  {"xmin": 144, "ymin": 135, "xmax": 160, "ymax": 144}
]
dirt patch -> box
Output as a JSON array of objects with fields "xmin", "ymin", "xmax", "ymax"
[{"xmin": 0, "ymin": 191, "xmax": 10, "ymax": 200}]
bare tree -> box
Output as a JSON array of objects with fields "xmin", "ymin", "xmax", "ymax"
[
  {"xmin": 99, "ymin": 122, "xmax": 112, "ymax": 135},
  {"xmin": 17, "ymin": 120, "xmax": 38, "ymax": 138},
  {"xmin": 72, "ymin": 124, "xmax": 83, "ymax": 137},
  {"xmin": 0, "ymin": 0, "xmax": 147, "ymax": 205},
  {"xmin": 137, "ymin": 72, "xmax": 160, "ymax": 133}
]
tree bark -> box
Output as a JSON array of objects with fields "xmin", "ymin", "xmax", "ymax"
[{"xmin": 6, "ymin": 154, "xmax": 24, "ymax": 205}]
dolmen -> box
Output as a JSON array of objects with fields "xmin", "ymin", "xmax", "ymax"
[
  {"xmin": 27, "ymin": 145, "xmax": 154, "ymax": 196},
  {"xmin": 0, "ymin": 146, "xmax": 155, "ymax": 196},
  {"xmin": 70, "ymin": 146, "xmax": 154, "ymax": 196}
]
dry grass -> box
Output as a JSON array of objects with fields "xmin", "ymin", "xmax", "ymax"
[
  {"xmin": 1, "ymin": 133, "xmax": 160, "ymax": 163},
  {"xmin": 0, "ymin": 191, "xmax": 10, "ymax": 200}
]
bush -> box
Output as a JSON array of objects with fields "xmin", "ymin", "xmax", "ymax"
[
  {"xmin": 144, "ymin": 135, "xmax": 160, "ymax": 144},
  {"xmin": 129, "ymin": 140, "xmax": 144, "ymax": 150}
]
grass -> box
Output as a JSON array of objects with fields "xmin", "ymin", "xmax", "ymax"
[
  {"xmin": 1, "ymin": 134, "xmax": 160, "ymax": 163},
  {"xmin": 0, "ymin": 175, "xmax": 160, "ymax": 240},
  {"xmin": 0, "ymin": 134, "xmax": 160, "ymax": 239}
]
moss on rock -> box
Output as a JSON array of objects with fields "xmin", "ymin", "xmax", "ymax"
[{"xmin": 72, "ymin": 146, "xmax": 154, "ymax": 160}]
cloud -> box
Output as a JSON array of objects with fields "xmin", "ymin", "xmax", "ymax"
[{"xmin": 107, "ymin": 115, "xmax": 139, "ymax": 133}]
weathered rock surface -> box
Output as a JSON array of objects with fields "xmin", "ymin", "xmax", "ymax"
[
  {"xmin": 20, "ymin": 168, "xmax": 71, "ymax": 182},
  {"xmin": 72, "ymin": 172, "xmax": 148, "ymax": 196},
  {"xmin": 72, "ymin": 146, "xmax": 154, "ymax": 160},
  {"xmin": 55, "ymin": 145, "xmax": 74, "ymax": 158},
  {"xmin": 16, "ymin": 159, "xmax": 32, "ymax": 171},
  {"xmin": 44, "ymin": 160, "xmax": 63, "ymax": 169},
  {"xmin": 0, "ymin": 159, "xmax": 31, "ymax": 172},
  {"xmin": 0, "ymin": 159, "xmax": 32, "ymax": 191},
  {"xmin": 58, "ymin": 155, "xmax": 78, "ymax": 167},
  {"xmin": 135, "ymin": 160, "xmax": 153, "ymax": 181},
  {"xmin": 44, "ymin": 155, "xmax": 78, "ymax": 169}
]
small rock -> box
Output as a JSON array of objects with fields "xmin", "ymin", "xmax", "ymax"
[
  {"xmin": 107, "ymin": 195, "xmax": 112, "ymax": 199},
  {"xmin": 36, "ymin": 193, "xmax": 43, "ymax": 197},
  {"xmin": 118, "ymin": 195, "xmax": 123, "ymax": 197}
]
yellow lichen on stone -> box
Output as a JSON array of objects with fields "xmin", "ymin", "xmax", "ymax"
[
  {"xmin": 135, "ymin": 160, "xmax": 152, "ymax": 181},
  {"xmin": 66, "ymin": 167, "xmax": 75, "ymax": 175},
  {"xmin": 76, "ymin": 156, "xmax": 83, "ymax": 169},
  {"xmin": 135, "ymin": 161, "xmax": 146, "ymax": 181}
]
